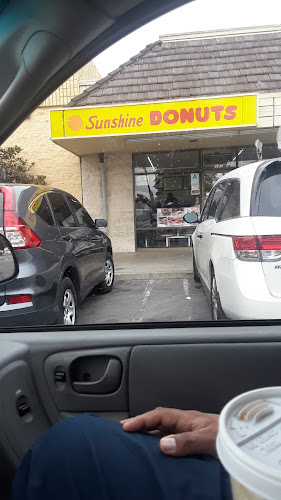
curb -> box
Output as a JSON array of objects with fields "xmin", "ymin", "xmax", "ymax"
[{"xmin": 115, "ymin": 271, "xmax": 193, "ymax": 280}]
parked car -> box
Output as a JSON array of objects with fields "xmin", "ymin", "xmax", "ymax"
[
  {"xmin": 0, "ymin": 184, "xmax": 114, "ymax": 326},
  {"xmin": 184, "ymin": 158, "xmax": 281, "ymax": 320}
]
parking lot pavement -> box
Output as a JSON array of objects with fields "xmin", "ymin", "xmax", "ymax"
[{"xmin": 78, "ymin": 278, "xmax": 211, "ymax": 325}]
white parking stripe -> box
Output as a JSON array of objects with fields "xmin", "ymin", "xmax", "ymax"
[
  {"xmin": 183, "ymin": 279, "xmax": 192, "ymax": 320},
  {"xmin": 133, "ymin": 279, "xmax": 154, "ymax": 323}
]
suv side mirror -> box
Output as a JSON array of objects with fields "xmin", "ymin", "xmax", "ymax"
[
  {"xmin": 0, "ymin": 234, "xmax": 18, "ymax": 283},
  {"xmin": 183, "ymin": 213, "xmax": 198, "ymax": 224},
  {"xmin": 95, "ymin": 219, "xmax": 107, "ymax": 228}
]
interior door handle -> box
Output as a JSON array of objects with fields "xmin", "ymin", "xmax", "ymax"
[{"xmin": 72, "ymin": 358, "xmax": 122, "ymax": 394}]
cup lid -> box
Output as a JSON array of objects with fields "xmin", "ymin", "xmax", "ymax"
[{"xmin": 217, "ymin": 387, "xmax": 281, "ymax": 500}]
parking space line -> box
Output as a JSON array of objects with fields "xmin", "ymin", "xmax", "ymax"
[
  {"xmin": 133, "ymin": 279, "xmax": 154, "ymax": 323},
  {"xmin": 183, "ymin": 279, "xmax": 192, "ymax": 321}
]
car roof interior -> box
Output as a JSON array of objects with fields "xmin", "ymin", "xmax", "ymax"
[
  {"xmin": 2, "ymin": 1, "xmax": 281, "ymax": 500},
  {"xmin": 0, "ymin": 0, "xmax": 190, "ymax": 144}
]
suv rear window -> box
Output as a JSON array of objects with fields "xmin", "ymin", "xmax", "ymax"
[
  {"xmin": 256, "ymin": 162, "xmax": 281, "ymax": 217},
  {"xmin": 30, "ymin": 194, "xmax": 55, "ymax": 226}
]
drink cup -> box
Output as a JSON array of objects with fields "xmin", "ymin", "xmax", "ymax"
[{"xmin": 217, "ymin": 387, "xmax": 281, "ymax": 500}]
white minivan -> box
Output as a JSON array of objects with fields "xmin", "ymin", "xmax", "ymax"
[{"xmin": 185, "ymin": 158, "xmax": 281, "ymax": 320}]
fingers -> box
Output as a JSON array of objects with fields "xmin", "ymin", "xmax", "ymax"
[
  {"xmin": 122, "ymin": 407, "xmax": 191, "ymax": 434},
  {"xmin": 160, "ymin": 429, "xmax": 218, "ymax": 458}
]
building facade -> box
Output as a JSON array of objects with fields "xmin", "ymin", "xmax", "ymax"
[
  {"xmin": 50, "ymin": 25, "xmax": 281, "ymax": 252},
  {"xmin": 4, "ymin": 62, "xmax": 100, "ymax": 202}
]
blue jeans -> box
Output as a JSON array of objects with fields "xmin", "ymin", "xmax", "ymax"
[{"xmin": 12, "ymin": 414, "xmax": 232, "ymax": 500}]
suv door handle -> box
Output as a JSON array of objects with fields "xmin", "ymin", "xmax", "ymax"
[{"xmin": 72, "ymin": 358, "xmax": 122, "ymax": 394}]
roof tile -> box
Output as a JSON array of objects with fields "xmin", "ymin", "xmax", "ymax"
[{"xmin": 68, "ymin": 30, "xmax": 281, "ymax": 107}]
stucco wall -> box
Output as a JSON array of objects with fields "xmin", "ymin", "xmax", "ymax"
[
  {"xmin": 81, "ymin": 153, "xmax": 135, "ymax": 253},
  {"xmin": 81, "ymin": 155, "xmax": 103, "ymax": 219},
  {"xmin": 3, "ymin": 108, "xmax": 82, "ymax": 201}
]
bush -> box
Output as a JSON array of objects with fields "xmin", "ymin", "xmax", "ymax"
[{"xmin": 0, "ymin": 146, "xmax": 46, "ymax": 184}]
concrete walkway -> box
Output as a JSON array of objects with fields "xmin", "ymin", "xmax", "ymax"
[{"xmin": 114, "ymin": 248, "xmax": 193, "ymax": 280}]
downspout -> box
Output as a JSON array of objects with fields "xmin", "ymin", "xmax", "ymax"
[{"xmin": 99, "ymin": 152, "xmax": 108, "ymax": 234}]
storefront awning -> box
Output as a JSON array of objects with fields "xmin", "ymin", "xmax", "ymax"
[{"xmin": 49, "ymin": 94, "xmax": 269, "ymax": 156}]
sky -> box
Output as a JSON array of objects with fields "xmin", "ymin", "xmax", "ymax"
[{"xmin": 94, "ymin": 0, "xmax": 281, "ymax": 77}]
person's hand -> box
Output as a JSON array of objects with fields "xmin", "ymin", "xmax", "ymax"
[{"xmin": 121, "ymin": 407, "xmax": 218, "ymax": 458}]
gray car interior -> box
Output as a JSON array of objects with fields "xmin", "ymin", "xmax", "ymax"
[
  {"xmin": 1, "ymin": 326, "xmax": 281, "ymax": 498},
  {"xmin": 0, "ymin": 0, "xmax": 279, "ymax": 498}
]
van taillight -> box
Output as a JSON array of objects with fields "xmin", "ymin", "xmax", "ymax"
[{"xmin": 233, "ymin": 236, "xmax": 281, "ymax": 261}]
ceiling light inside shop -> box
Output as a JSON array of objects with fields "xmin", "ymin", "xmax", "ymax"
[{"xmin": 147, "ymin": 156, "xmax": 156, "ymax": 170}]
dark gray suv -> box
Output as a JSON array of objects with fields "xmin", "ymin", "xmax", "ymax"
[{"xmin": 0, "ymin": 184, "xmax": 114, "ymax": 326}]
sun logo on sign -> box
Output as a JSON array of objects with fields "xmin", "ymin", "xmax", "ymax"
[{"xmin": 68, "ymin": 115, "xmax": 83, "ymax": 131}]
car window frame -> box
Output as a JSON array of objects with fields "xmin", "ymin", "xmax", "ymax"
[
  {"xmin": 205, "ymin": 181, "xmax": 226, "ymax": 221},
  {"xmin": 217, "ymin": 178, "xmax": 241, "ymax": 222},
  {"xmin": 29, "ymin": 192, "xmax": 56, "ymax": 227},
  {"xmin": 46, "ymin": 191, "xmax": 79, "ymax": 229},
  {"xmin": 66, "ymin": 195, "xmax": 96, "ymax": 230},
  {"xmin": 200, "ymin": 186, "xmax": 216, "ymax": 222}
]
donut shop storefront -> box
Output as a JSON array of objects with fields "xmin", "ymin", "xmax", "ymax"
[{"xmin": 50, "ymin": 92, "xmax": 280, "ymax": 252}]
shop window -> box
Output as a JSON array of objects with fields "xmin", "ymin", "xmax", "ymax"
[
  {"xmin": 133, "ymin": 150, "xmax": 200, "ymax": 174},
  {"xmin": 202, "ymin": 148, "xmax": 236, "ymax": 170},
  {"xmin": 238, "ymin": 144, "xmax": 281, "ymax": 167},
  {"xmin": 134, "ymin": 151, "xmax": 200, "ymax": 248}
]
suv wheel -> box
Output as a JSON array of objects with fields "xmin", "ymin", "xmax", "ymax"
[
  {"xmin": 211, "ymin": 271, "xmax": 226, "ymax": 320},
  {"xmin": 56, "ymin": 277, "xmax": 77, "ymax": 325},
  {"xmin": 192, "ymin": 249, "xmax": 201, "ymax": 283},
  {"xmin": 95, "ymin": 253, "xmax": 114, "ymax": 294}
]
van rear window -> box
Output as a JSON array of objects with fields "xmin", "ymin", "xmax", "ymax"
[{"xmin": 257, "ymin": 163, "xmax": 281, "ymax": 217}]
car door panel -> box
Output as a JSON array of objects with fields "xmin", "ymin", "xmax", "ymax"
[
  {"xmin": 66, "ymin": 195, "xmax": 106, "ymax": 282},
  {"xmin": 199, "ymin": 183, "xmax": 226, "ymax": 284},
  {"xmin": 44, "ymin": 347, "xmax": 130, "ymax": 413},
  {"xmin": 1, "ymin": 325, "xmax": 281, "ymax": 474}
]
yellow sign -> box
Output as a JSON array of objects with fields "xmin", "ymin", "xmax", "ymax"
[{"xmin": 50, "ymin": 95, "xmax": 257, "ymax": 139}]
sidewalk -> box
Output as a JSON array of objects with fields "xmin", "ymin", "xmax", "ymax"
[{"xmin": 114, "ymin": 248, "xmax": 193, "ymax": 280}]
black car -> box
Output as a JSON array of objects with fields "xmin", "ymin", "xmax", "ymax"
[{"xmin": 0, "ymin": 184, "xmax": 114, "ymax": 326}]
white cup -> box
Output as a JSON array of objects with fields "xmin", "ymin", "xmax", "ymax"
[{"xmin": 217, "ymin": 387, "xmax": 281, "ymax": 500}]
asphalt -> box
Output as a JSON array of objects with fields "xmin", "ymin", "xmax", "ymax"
[
  {"xmin": 114, "ymin": 248, "xmax": 193, "ymax": 280},
  {"xmin": 78, "ymin": 278, "xmax": 210, "ymax": 324}
]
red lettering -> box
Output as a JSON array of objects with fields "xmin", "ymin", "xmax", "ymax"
[
  {"xmin": 137, "ymin": 117, "xmax": 143, "ymax": 127},
  {"xmin": 224, "ymin": 105, "xmax": 237, "ymax": 120},
  {"xmin": 163, "ymin": 109, "xmax": 179, "ymax": 125},
  {"xmin": 211, "ymin": 105, "xmax": 224, "ymax": 121},
  {"xmin": 111, "ymin": 118, "xmax": 118, "ymax": 128},
  {"xmin": 150, "ymin": 111, "xmax": 162, "ymax": 126},
  {"xmin": 128, "ymin": 117, "xmax": 136, "ymax": 127},
  {"xmin": 118, "ymin": 114, "xmax": 125, "ymax": 127},
  {"xmin": 195, "ymin": 107, "xmax": 210, "ymax": 122},
  {"xmin": 86, "ymin": 115, "xmax": 97, "ymax": 130},
  {"xmin": 104, "ymin": 119, "xmax": 110, "ymax": 128},
  {"xmin": 124, "ymin": 114, "xmax": 129, "ymax": 127},
  {"xmin": 180, "ymin": 108, "xmax": 194, "ymax": 123},
  {"xmin": 95, "ymin": 119, "xmax": 103, "ymax": 129}
]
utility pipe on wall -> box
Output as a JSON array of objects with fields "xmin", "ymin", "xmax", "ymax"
[{"xmin": 99, "ymin": 152, "xmax": 108, "ymax": 233}]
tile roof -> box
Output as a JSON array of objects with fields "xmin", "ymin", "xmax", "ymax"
[{"xmin": 68, "ymin": 26, "xmax": 281, "ymax": 107}]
